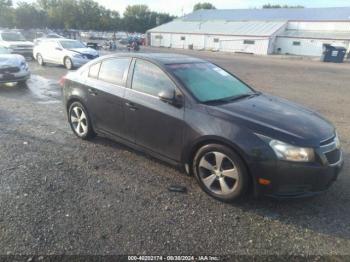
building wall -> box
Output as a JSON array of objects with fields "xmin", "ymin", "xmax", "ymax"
[
  {"xmin": 287, "ymin": 21, "xmax": 350, "ymax": 31},
  {"xmin": 150, "ymin": 32, "xmax": 271, "ymax": 55},
  {"xmin": 275, "ymin": 37, "xmax": 350, "ymax": 56}
]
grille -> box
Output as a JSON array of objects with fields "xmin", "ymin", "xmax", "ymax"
[
  {"xmin": 320, "ymin": 135, "xmax": 336, "ymax": 146},
  {"xmin": 15, "ymin": 45, "xmax": 32, "ymax": 49},
  {"xmin": 85, "ymin": 54, "xmax": 98, "ymax": 60},
  {"xmin": 0, "ymin": 67, "xmax": 20, "ymax": 73},
  {"xmin": 325, "ymin": 149, "xmax": 341, "ymax": 165}
]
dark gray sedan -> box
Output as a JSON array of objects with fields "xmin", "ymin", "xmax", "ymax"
[{"xmin": 61, "ymin": 53, "xmax": 343, "ymax": 202}]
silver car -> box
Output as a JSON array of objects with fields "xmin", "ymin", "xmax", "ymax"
[
  {"xmin": 33, "ymin": 38, "xmax": 99, "ymax": 70},
  {"xmin": 0, "ymin": 46, "xmax": 30, "ymax": 85},
  {"xmin": 0, "ymin": 31, "xmax": 34, "ymax": 57}
]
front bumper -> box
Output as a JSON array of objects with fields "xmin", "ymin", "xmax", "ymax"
[
  {"xmin": 251, "ymin": 151, "xmax": 344, "ymax": 198},
  {"xmin": 11, "ymin": 49, "xmax": 33, "ymax": 57},
  {"xmin": 71, "ymin": 56, "xmax": 99, "ymax": 67},
  {"xmin": 0, "ymin": 70, "xmax": 30, "ymax": 83}
]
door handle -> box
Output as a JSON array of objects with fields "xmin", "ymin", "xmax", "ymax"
[
  {"xmin": 88, "ymin": 88, "xmax": 98, "ymax": 96},
  {"xmin": 125, "ymin": 102, "xmax": 138, "ymax": 111}
]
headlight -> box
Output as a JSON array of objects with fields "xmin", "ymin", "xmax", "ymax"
[
  {"xmin": 20, "ymin": 61, "xmax": 28, "ymax": 70},
  {"xmin": 334, "ymin": 132, "xmax": 341, "ymax": 149},
  {"xmin": 269, "ymin": 140, "xmax": 315, "ymax": 162}
]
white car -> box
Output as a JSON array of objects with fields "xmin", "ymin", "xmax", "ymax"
[
  {"xmin": 33, "ymin": 38, "xmax": 99, "ymax": 70},
  {"xmin": 0, "ymin": 46, "xmax": 30, "ymax": 85},
  {"xmin": 0, "ymin": 31, "xmax": 34, "ymax": 57}
]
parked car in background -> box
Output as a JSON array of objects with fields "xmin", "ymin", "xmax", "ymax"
[
  {"xmin": 33, "ymin": 33, "xmax": 63, "ymax": 45},
  {"xmin": 0, "ymin": 31, "xmax": 34, "ymax": 57},
  {"xmin": 61, "ymin": 53, "xmax": 343, "ymax": 202},
  {"xmin": 0, "ymin": 46, "xmax": 30, "ymax": 85},
  {"xmin": 33, "ymin": 38, "xmax": 99, "ymax": 70}
]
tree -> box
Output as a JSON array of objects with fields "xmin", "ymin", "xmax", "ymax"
[
  {"xmin": 1, "ymin": 0, "xmax": 173, "ymax": 32},
  {"xmin": 0, "ymin": 0, "xmax": 15, "ymax": 28},
  {"xmin": 15, "ymin": 2, "xmax": 47, "ymax": 29},
  {"xmin": 193, "ymin": 2, "xmax": 216, "ymax": 12},
  {"xmin": 263, "ymin": 4, "xmax": 304, "ymax": 8},
  {"xmin": 123, "ymin": 5, "xmax": 151, "ymax": 33},
  {"xmin": 123, "ymin": 5, "xmax": 174, "ymax": 33}
]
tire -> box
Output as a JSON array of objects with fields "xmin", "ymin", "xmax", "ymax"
[
  {"xmin": 37, "ymin": 53, "xmax": 45, "ymax": 66},
  {"xmin": 17, "ymin": 80, "xmax": 27, "ymax": 87},
  {"xmin": 64, "ymin": 57, "xmax": 74, "ymax": 70},
  {"xmin": 68, "ymin": 101, "xmax": 96, "ymax": 140},
  {"xmin": 192, "ymin": 144, "xmax": 249, "ymax": 202}
]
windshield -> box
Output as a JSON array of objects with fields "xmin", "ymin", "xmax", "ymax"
[
  {"xmin": 1, "ymin": 32, "xmax": 26, "ymax": 42},
  {"xmin": 167, "ymin": 62, "xmax": 254, "ymax": 103},
  {"xmin": 0, "ymin": 46, "xmax": 10, "ymax": 54},
  {"xmin": 59, "ymin": 40, "xmax": 85, "ymax": 49}
]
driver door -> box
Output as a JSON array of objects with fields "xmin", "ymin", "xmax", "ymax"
[{"xmin": 124, "ymin": 59, "xmax": 185, "ymax": 161}]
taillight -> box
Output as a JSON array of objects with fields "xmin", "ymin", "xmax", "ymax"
[{"xmin": 59, "ymin": 76, "xmax": 66, "ymax": 87}]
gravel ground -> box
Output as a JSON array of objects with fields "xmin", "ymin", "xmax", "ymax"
[{"xmin": 0, "ymin": 48, "xmax": 349, "ymax": 258}]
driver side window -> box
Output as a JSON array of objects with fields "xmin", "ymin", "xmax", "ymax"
[{"xmin": 132, "ymin": 59, "xmax": 176, "ymax": 97}]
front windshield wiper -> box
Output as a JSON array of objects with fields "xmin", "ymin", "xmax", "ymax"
[{"xmin": 203, "ymin": 92, "xmax": 261, "ymax": 104}]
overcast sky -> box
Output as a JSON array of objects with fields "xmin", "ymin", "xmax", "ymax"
[{"xmin": 13, "ymin": 0, "xmax": 350, "ymax": 16}]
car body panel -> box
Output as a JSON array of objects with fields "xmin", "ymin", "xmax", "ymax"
[{"xmin": 206, "ymin": 94, "xmax": 335, "ymax": 147}]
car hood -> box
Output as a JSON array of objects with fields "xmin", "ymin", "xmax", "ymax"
[
  {"xmin": 69, "ymin": 48, "xmax": 98, "ymax": 56},
  {"xmin": 205, "ymin": 94, "xmax": 335, "ymax": 147},
  {"xmin": 0, "ymin": 54, "xmax": 25, "ymax": 67},
  {"xmin": 1, "ymin": 41, "xmax": 34, "ymax": 47}
]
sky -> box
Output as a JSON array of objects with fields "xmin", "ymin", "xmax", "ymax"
[{"xmin": 13, "ymin": 0, "xmax": 350, "ymax": 16}]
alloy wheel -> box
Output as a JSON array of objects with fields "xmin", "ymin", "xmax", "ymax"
[
  {"xmin": 70, "ymin": 106, "xmax": 88, "ymax": 137},
  {"xmin": 198, "ymin": 151, "xmax": 240, "ymax": 195},
  {"xmin": 37, "ymin": 54, "xmax": 44, "ymax": 65},
  {"xmin": 65, "ymin": 58, "xmax": 73, "ymax": 70}
]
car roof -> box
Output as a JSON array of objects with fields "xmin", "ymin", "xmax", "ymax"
[
  {"xmin": 0, "ymin": 30, "xmax": 21, "ymax": 33},
  {"xmin": 101, "ymin": 52, "xmax": 205, "ymax": 65}
]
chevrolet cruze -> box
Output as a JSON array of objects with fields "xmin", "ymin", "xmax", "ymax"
[{"xmin": 61, "ymin": 53, "xmax": 343, "ymax": 202}]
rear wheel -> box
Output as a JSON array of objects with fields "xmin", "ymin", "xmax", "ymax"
[
  {"xmin": 192, "ymin": 144, "xmax": 249, "ymax": 202},
  {"xmin": 68, "ymin": 102, "xmax": 96, "ymax": 140},
  {"xmin": 64, "ymin": 57, "xmax": 74, "ymax": 70},
  {"xmin": 37, "ymin": 53, "xmax": 45, "ymax": 66}
]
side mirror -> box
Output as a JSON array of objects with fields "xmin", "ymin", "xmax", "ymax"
[
  {"xmin": 158, "ymin": 89, "xmax": 183, "ymax": 108},
  {"xmin": 158, "ymin": 89, "xmax": 175, "ymax": 103},
  {"xmin": 55, "ymin": 47, "xmax": 62, "ymax": 51}
]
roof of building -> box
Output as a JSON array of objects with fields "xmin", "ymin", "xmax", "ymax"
[
  {"xmin": 278, "ymin": 30, "xmax": 350, "ymax": 40},
  {"xmin": 148, "ymin": 20, "xmax": 286, "ymax": 37},
  {"xmin": 182, "ymin": 7, "xmax": 350, "ymax": 21}
]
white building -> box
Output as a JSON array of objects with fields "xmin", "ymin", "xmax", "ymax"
[{"xmin": 147, "ymin": 7, "xmax": 350, "ymax": 57}]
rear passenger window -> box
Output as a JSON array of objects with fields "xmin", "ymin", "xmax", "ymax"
[
  {"xmin": 98, "ymin": 58, "xmax": 131, "ymax": 86},
  {"xmin": 132, "ymin": 59, "xmax": 176, "ymax": 96},
  {"xmin": 88, "ymin": 62, "xmax": 100, "ymax": 79}
]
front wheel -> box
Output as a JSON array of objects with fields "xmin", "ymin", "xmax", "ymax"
[
  {"xmin": 68, "ymin": 102, "xmax": 96, "ymax": 140},
  {"xmin": 37, "ymin": 53, "xmax": 45, "ymax": 66},
  {"xmin": 64, "ymin": 57, "xmax": 74, "ymax": 70},
  {"xmin": 17, "ymin": 80, "xmax": 27, "ymax": 87},
  {"xmin": 192, "ymin": 144, "xmax": 249, "ymax": 202}
]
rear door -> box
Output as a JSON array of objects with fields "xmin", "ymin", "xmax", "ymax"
[
  {"xmin": 84, "ymin": 57, "xmax": 132, "ymax": 139},
  {"xmin": 124, "ymin": 59, "xmax": 185, "ymax": 161},
  {"xmin": 43, "ymin": 41, "xmax": 61, "ymax": 63}
]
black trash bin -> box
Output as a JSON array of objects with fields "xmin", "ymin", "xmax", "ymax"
[{"xmin": 323, "ymin": 45, "xmax": 347, "ymax": 63}]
